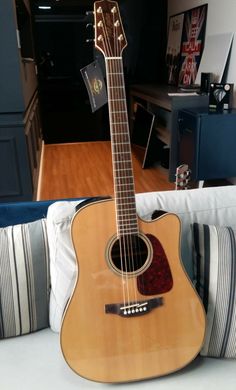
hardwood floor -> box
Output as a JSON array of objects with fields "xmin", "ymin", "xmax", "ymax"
[{"xmin": 38, "ymin": 141, "xmax": 175, "ymax": 200}]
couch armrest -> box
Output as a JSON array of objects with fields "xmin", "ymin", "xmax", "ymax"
[{"xmin": 0, "ymin": 198, "xmax": 84, "ymax": 227}]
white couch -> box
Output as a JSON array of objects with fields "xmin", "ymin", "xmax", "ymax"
[{"xmin": 1, "ymin": 186, "xmax": 236, "ymax": 389}]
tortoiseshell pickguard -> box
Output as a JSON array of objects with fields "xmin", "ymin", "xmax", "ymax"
[{"xmin": 137, "ymin": 234, "xmax": 173, "ymax": 295}]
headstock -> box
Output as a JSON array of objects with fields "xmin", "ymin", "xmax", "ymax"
[
  {"xmin": 175, "ymin": 164, "xmax": 191, "ymax": 190},
  {"xmin": 94, "ymin": 0, "xmax": 127, "ymax": 58}
]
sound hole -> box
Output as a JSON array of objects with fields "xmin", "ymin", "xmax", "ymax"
[{"xmin": 108, "ymin": 234, "xmax": 152, "ymax": 276}]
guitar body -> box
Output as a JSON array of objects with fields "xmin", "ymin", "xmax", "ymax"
[{"xmin": 60, "ymin": 199, "xmax": 205, "ymax": 383}]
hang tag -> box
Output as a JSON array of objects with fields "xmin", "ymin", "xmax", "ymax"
[{"xmin": 80, "ymin": 61, "xmax": 107, "ymax": 112}]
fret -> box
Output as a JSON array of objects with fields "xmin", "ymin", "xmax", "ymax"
[
  {"xmin": 110, "ymin": 110, "xmax": 127, "ymax": 114},
  {"xmin": 114, "ymin": 167, "xmax": 132, "ymax": 173},
  {"xmin": 111, "ymin": 122, "xmax": 128, "ymax": 125},
  {"xmin": 117, "ymin": 209, "xmax": 136, "ymax": 216},
  {"xmin": 111, "ymin": 116, "xmax": 127, "ymax": 121},
  {"xmin": 113, "ymin": 151, "xmax": 130, "ymax": 155},
  {"xmin": 115, "ymin": 190, "xmax": 135, "ymax": 195},
  {"xmin": 108, "ymin": 72, "xmax": 123, "ymax": 75},
  {"xmin": 112, "ymin": 134, "xmax": 130, "ymax": 140},
  {"xmin": 115, "ymin": 159, "xmax": 132, "ymax": 164},
  {"xmin": 112, "ymin": 138, "xmax": 130, "ymax": 144},
  {"xmin": 109, "ymin": 102, "xmax": 126, "ymax": 109},
  {"xmin": 116, "ymin": 197, "xmax": 135, "ymax": 203},
  {"xmin": 113, "ymin": 145, "xmax": 130, "ymax": 150},
  {"xmin": 112, "ymin": 130, "xmax": 129, "ymax": 135},
  {"xmin": 116, "ymin": 183, "xmax": 136, "ymax": 194},
  {"xmin": 118, "ymin": 224, "xmax": 138, "ymax": 230},
  {"xmin": 115, "ymin": 187, "xmax": 134, "ymax": 193},
  {"xmin": 110, "ymin": 98, "xmax": 126, "ymax": 102},
  {"xmin": 115, "ymin": 183, "xmax": 134, "ymax": 188},
  {"xmin": 117, "ymin": 213, "xmax": 137, "ymax": 219},
  {"xmin": 118, "ymin": 227, "xmax": 139, "ymax": 234},
  {"xmin": 117, "ymin": 216, "xmax": 137, "ymax": 224},
  {"xmin": 106, "ymin": 57, "xmax": 122, "ymax": 60},
  {"xmin": 112, "ymin": 142, "xmax": 130, "ymax": 147},
  {"xmin": 115, "ymin": 175, "xmax": 134, "ymax": 180},
  {"xmin": 115, "ymin": 188, "xmax": 134, "ymax": 194},
  {"xmin": 117, "ymin": 209, "xmax": 137, "ymax": 216},
  {"xmin": 118, "ymin": 232, "xmax": 138, "ymax": 236}
]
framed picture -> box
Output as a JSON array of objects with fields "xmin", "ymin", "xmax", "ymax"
[
  {"xmin": 178, "ymin": 4, "xmax": 208, "ymax": 86},
  {"xmin": 166, "ymin": 13, "xmax": 184, "ymax": 85}
]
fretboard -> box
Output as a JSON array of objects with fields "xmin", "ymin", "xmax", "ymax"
[{"xmin": 106, "ymin": 57, "xmax": 138, "ymax": 237}]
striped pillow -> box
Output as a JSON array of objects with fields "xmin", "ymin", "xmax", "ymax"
[
  {"xmin": 193, "ymin": 223, "xmax": 236, "ymax": 358},
  {"xmin": 0, "ymin": 219, "xmax": 50, "ymax": 338}
]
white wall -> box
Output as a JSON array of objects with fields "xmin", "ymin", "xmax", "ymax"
[
  {"xmin": 168, "ymin": 0, "xmax": 236, "ymax": 184},
  {"xmin": 168, "ymin": 0, "xmax": 236, "ymax": 100}
]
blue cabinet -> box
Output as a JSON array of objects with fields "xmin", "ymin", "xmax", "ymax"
[
  {"xmin": 0, "ymin": 1, "xmax": 42, "ymax": 202},
  {"xmin": 178, "ymin": 108, "xmax": 236, "ymax": 180}
]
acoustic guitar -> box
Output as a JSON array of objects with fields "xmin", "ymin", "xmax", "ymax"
[{"xmin": 60, "ymin": 0, "xmax": 206, "ymax": 383}]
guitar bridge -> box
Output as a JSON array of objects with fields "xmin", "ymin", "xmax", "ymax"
[{"xmin": 105, "ymin": 297, "xmax": 163, "ymax": 317}]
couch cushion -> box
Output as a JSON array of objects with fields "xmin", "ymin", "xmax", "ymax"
[
  {"xmin": 193, "ymin": 223, "xmax": 236, "ymax": 358},
  {"xmin": 46, "ymin": 200, "xmax": 84, "ymax": 332},
  {"xmin": 0, "ymin": 219, "xmax": 50, "ymax": 338},
  {"xmin": 47, "ymin": 197, "xmax": 111, "ymax": 333}
]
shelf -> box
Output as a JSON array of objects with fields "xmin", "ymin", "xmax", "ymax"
[{"xmin": 129, "ymin": 84, "xmax": 209, "ymax": 181}]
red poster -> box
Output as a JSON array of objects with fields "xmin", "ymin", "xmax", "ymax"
[{"xmin": 178, "ymin": 5, "xmax": 207, "ymax": 86}]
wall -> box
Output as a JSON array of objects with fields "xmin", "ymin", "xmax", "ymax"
[
  {"xmin": 168, "ymin": 0, "xmax": 236, "ymax": 100},
  {"xmin": 168, "ymin": 0, "xmax": 236, "ymax": 184}
]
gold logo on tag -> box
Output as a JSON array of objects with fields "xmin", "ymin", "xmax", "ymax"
[{"xmin": 91, "ymin": 78, "xmax": 103, "ymax": 95}]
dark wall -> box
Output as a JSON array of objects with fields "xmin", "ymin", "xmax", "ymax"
[
  {"xmin": 31, "ymin": 0, "xmax": 167, "ymax": 143},
  {"xmin": 120, "ymin": 0, "xmax": 167, "ymax": 84},
  {"xmin": 33, "ymin": 0, "xmax": 167, "ymax": 85},
  {"xmin": 94, "ymin": 0, "xmax": 167, "ymax": 84}
]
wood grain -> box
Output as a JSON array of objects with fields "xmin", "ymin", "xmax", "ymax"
[
  {"xmin": 38, "ymin": 141, "xmax": 174, "ymax": 200},
  {"xmin": 60, "ymin": 199, "xmax": 206, "ymax": 383}
]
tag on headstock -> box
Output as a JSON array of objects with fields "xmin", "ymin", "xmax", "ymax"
[{"xmin": 80, "ymin": 60, "xmax": 108, "ymax": 112}]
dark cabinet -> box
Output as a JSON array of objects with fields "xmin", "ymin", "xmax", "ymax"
[
  {"xmin": 0, "ymin": 0, "xmax": 42, "ymax": 202},
  {"xmin": 178, "ymin": 107, "xmax": 236, "ymax": 180},
  {"xmin": 129, "ymin": 84, "xmax": 209, "ymax": 181}
]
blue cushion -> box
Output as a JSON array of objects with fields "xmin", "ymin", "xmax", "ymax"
[{"xmin": 0, "ymin": 199, "xmax": 84, "ymax": 227}]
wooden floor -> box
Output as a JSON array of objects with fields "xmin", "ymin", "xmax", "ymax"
[{"xmin": 38, "ymin": 141, "xmax": 175, "ymax": 200}]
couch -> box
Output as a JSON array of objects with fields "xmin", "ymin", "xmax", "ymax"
[{"xmin": 1, "ymin": 186, "xmax": 236, "ymax": 389}]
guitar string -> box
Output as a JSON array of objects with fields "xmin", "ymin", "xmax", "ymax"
[
  {"xmin": 114, "ymin": 34, "xmax": 135, "ymax": 307},
  {"xmin": 110, "ymin": 10, "xmax": 137, "ymax": 308},
  {"xmin": 111, "ymin": 13, "xmax": 132, "ymax": 307},
  {"xmin": 113, "ymin": 19, "xmax": 139, "ymax": 307},
  {"xmin": 99, "ymin": 7, "xmax": 142, "ymax": 309},
  {"xmin": 117, "ymin": 57, "xmax": 139, "ymax": 305},
  {"xmin": 112, "ymin": 9, "xmax": 140, "ymax": 307},
  {"xmin": 115, "ymin": 49, "xmax": 147, "ymax": 302},
  {"xmin": 100, "ymin": 9, "xmax": 129, "ymax": 307}
]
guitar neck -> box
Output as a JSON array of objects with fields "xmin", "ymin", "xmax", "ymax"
[{"xmin": 105, "ymin": 58, "xmax": 138, "ymax": 236}]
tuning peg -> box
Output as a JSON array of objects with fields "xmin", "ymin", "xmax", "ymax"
[
  {"xmin": 86, "ymin": 23, "xmax": 94, "ymax": 29},
  {"xmin": 86, "ymin": 11, "xmax": 94, "ymax": 16}
]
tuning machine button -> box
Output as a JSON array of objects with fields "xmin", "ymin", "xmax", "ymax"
[{"xmin": 86, "ymin": 38, "xmax": 95, "ymax": 43}]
